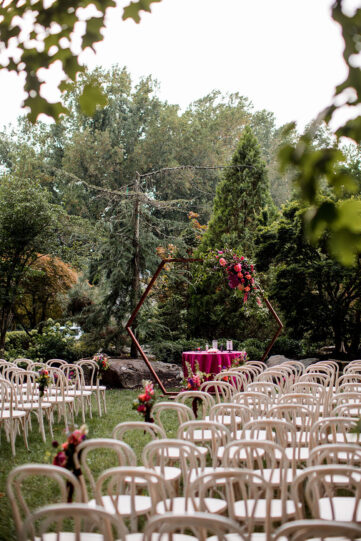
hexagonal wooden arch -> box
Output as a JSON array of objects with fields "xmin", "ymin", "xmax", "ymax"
[{"xmin": 125, "ymin": 258, "xmax": 283, "ymax": 395}]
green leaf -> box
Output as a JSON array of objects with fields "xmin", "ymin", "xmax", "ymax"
[
  {"xmin": 122, "ymin": 0, "xmax": 162, "ymax": 23},
  {"xmin": 78, "ymin": 82, "xmax": 108, "ymax": 116}
]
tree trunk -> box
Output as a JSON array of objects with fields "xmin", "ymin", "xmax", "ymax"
[{"xmin": 130, "ymin": 172, "xmax": 141, "ymax": 359}]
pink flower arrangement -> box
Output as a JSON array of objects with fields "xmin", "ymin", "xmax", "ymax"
[
  {"xmin": 36, "ymin": 368, "xmax": 51, "ymax": 397},
  {"xmin": 213, "ymin": 249, "xmax": 258, "ymax": 303},
  {"xmin": 183, "ymin": 361, "xmax": 210, "ymax": 390},
  {"xmin": 230, "ymin": 351, "xmax": 247, "ymax": 368},
  {"xmin": 92, "ymin": 353, "xmax": 109, "ymax": 378},
  {"xmin": 133, "ymin": 381, "xmax": 156, "ymax": 422},
  {"xmin": 52, "ymin": 424, "xmax": 88, "ymax": 471}
]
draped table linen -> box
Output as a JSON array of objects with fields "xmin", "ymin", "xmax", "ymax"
[{"xmin": 182, "ymin": 351, "xmax": 244, "ymax": 377}]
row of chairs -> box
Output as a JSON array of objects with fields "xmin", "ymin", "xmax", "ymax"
[{"xmin": 0, "ymin": 357, "xmax": 107, "ymax": 455}]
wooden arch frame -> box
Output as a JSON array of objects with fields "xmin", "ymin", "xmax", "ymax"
[{"xmin": 125, "ymin": 258, "xmax": 283, "ymax": 395}]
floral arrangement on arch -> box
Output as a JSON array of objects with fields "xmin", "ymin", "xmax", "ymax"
[
  {"xmin": 212, "ymin": 248, "xmax": 262, "ymax": 305},
  {"xmin": 183, "ymin": 361, "xmax": 210, "ymax": 391},
  {"xmin": 36, "ymin": 368, "xmax": 52, "ymax": 397},
  {"xmin": 133, "ymin": 380, "xmax": 156, "ymax": 423},
  {"xmin": 93, "ymin": 353, "xmax": 109, "ymax": 378}
]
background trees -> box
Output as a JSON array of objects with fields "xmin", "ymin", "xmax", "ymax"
[{"xmin": 0, "ymin": 176, "xmax": 62, "ymax": 351}]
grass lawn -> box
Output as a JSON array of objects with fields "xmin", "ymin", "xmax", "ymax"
[{"xmin": 0, "ymin": 388, "xmax": 179, "ymax": 541}]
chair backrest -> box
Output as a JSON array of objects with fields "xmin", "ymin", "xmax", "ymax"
[
  {"xmin": 60, "ymin": 363, "xmax": 85, "ymax": 389},
  {"xmin": 222, "ymin": 439, "xmax": 287, "ymax": 476},
  {"xmin": 20, "ymin": 502, "xmax": 127, "ymax": 541},
  {"xmin": 273, "ymin": 519, "xmax": 361, "ymax": 541},
  {"xmin": 152, "ymin": 402, "xmax": 195, "ymax": 434},
  {"xmin": 6, "ymin": 464, "xmax": 82, "ymax": 538},
  {"xmin": 175, "ymin": 390, "xmax": 215, "ymax": 418},
  {"xmin": 292, "ymin": 465, "xmax": 361, "ymax": 521},
  {"xmin": 209, "ymin": 402, "xmax": 252, "ymax": 436},
  {"xmin": 256, "ymin": 370, "xmax": 291, "ymax": 392},
  {"xmin": 246, "ymin": 381, "xmax": 281, "ymax": 400},
  {"xmin": 10, "ymin": 370, "xmax": 39, "ymax": 407},
  {"xmin": 245, "ymin": 360, "xmax": 267, "ymax": 372},
  {"xmin": 13, "ymin": 358, "xmax": 34, "ymax": 369},
  {"xmin": 309, "ymin": 416, "xmax": 360, "ymax": 448},
  {"xmin": 331, "ymin": 402, "xmax": 361, "ymax": 418},
  {"xmin": 214, "ymin": 370, "xmax": 248, "ymax": 392},
  {"xmin": 278, "ymin": 393, "xmax": 320, "ymax": 420},
  {"xmin": 267, "ymin": 403, "xmax": 314, "ymax": 429},
  {"xmin": 46, "ymin": 358, "xmax": 68, "ymax": 367},
  {"xmin": 112, "ymin": 420, "xmax": 166, "ymax": 445},
  {"xmin": 232, "ymin": 391, "xmax": 271, "ymax": 416},
  {"xmin": 307, "ymin": 443, "xmax": 361, "ymax": 468},
  {"xmin": 76, "ymin": 359, "xmax": 99, "ymax": 385},
  {"xmin": 283, "ymin": 360, "xmax": 305, "ymax": 377},
  {"xmin": 95, "ymin": 466, "xmax": 169, "ymax": 517},
  {"xmin": 143, "ymin": 511, "xmax": 247, "ymax": 541},
  {"xmin": 200, "ymin": 380, "xmax": 235, "ymax": 402},
  {"xmin": 74, "ymin": 438, "xmax": 137, "ymax": 501},
  {"xmin": 178, "ymin": 420, "xmax": 231, "ymax": 467},
  {"xmin": 188, "ymin": 468, "xmax": 273, "ymax": 538},
  {"xmin": 142, "ymin": 438, "xmax": 206, "ymax": 487},
  {"xmin": 299, "ymin": 372, "xmax": 332, "ymax": 387}
]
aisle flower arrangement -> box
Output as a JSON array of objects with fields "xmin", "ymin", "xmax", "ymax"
[
  {"xmin": 230, "ymin": 350, "xmax": 247, "ymax": 368},
  {"xmin": 133, "ymin": 380, "xmax": 156, "ymax": 423},
  {"xmin": 183, "ymin": 361, "xmax": 210, "ymax": 390},
  {"xmin": 36, "ymin": 368, "xmax": 51, "ymax": 397},
  {"xmin": 93, "ymin": 353, "xmax": 109, "ymax": 379},
  {"xmin": 52, "ymin": 424, "xmax": 88, "ymax": 501},
  {"xmin": 212, "ymin": 248, "xmax": 261, "ymax": 304}
]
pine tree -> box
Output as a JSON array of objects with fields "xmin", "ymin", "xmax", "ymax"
[
  {"xmin": 199, "ymin": 125, "xmax": 273, "ymax": 256},
  {"xmin": 187, "ymin": 127, "xmax": 275, "ymax": 341}
]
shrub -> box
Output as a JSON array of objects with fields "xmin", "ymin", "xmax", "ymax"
[
  {"xmin": 270, "ymin": 336, "xmax": 305, "ymax": 358},
  {"xmin": 4, "ymin": 331, "xmax": 32, "ymax": 360}
]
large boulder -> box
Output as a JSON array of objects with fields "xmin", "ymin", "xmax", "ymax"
[
  {"xmin": 266, "ymin": 355, "xmax": 319, "ymax": 369},
  {"xmin": 100, "ymin": 358, "xmax": 183, "ymax": 390}
]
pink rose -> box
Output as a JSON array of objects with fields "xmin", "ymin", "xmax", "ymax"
[
  {"xmin": 219, "ymin": 258, "xmax": 227, "ymax": 267},
  {"xmin": 234, "ymin": 264, "xmax": 242, "ymax": 272},
  {"xmin": 237, "ymin": 272, "xmax": 243, "ymax": 278},
  {"xmin": 53, "ymin": 451, "xmax": 67, "ymax": 468}
]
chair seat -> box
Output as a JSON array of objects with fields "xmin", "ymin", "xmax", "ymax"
[
  {"xmin": 188, "ymin": 467, "xmax": 228, "ymax": 484},
  {"xmin": 83, "ymin": 385, "xmax": 106, "ymax": 391},
  {"xmin": 254, "ymin": 468, "xmax": 302, "ymax": 485},
  {"xmin": 1, "ymin": 409, "xmax": 27, "ymax": 419},
  {"xmin": 284, "ymin": 446, "xmax": 309, "ymax": 461},
  {"xmin": 164, "ymin": 446, "xmax": 208, "ymax": 458},
  {"xmin": 124, "ymin": 534, "xmax": 197, "ymax": 541},
  {"xmin": 156, "ymin": 497, "xmax": 227, "ymax": 515},
  {"xmin": 127, "ymin": 466, "xmax": 181, "ymax": 484},
  {"xmin": 89, "ymin": 495, "xmax": 152, "ymax": 516},
  {"xmin": 217, "ymin": 445, "xmax": 265, "ymax": 461},
  {"xmin": 208, "ymin": 534, "xmax": 266, "ymax": 541},
  {"xmin": 319, "ymin": 497, "xmax": 361, "ymax": 521},
  {"xmin": 236, "ymin": 429, "xmax": 267, "ymax": 440},
  {"xmin": 29, "ymin": 534, "xmax": 107, "ymax": 541},
  {"xmin": 330, "ymin": 433, "xmax": 361, "ymax": 444},
  {"xmin": 204, "ymin": 415, "xmax": 242, "ymax": 426},
  {"xmin": 234, "ymin": 498, "xmax": 296, "ymax": 521}
]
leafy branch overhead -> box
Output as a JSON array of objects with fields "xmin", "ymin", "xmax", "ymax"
[
  {"xmin": 279, "ymin": 0, "xmax": 361, "ymax": 266},
  {"xmin": 0, "ymin": 0, "xmax": 162, "ymax": 122}
]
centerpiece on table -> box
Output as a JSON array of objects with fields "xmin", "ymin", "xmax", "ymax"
[
  {"xmin": 133, "ymin": 380, "xmax": 156, "ymax": 423},
  {"xmin": 92, "ymin": 353, "xmax": 109, "ymax": 382},
  {"xmin": 52, "ymin": 424, "xmax": 88, "ymax": 502}
]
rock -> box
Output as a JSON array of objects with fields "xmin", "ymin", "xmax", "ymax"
[
  {"xmin": 266, "ymin": 355, "xmax": 295, "ymax": 368},
  {"xmin": 100, "ymin": 358, "xmax": 183, "ymax": 390},
  {"xmin": 266, "ymin": 355, "xmax": 319, "ymax": 369}
]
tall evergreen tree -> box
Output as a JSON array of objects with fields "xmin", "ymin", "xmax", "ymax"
[
  {"xmin": 199, "ymin": 125, "xmax": 274, "ymax": 256},
  {"xmin": 187, "ymin": 127, "xmax": 275, "ymax": 341}
]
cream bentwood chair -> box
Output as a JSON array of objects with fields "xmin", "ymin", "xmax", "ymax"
[
  {"xmin": 143, "ymin": 512, "xmax": 247, "ymax": 541},
  {"xmin": 20, "ymin": 502, "xmax": 129, "ymax": 541},
  {"xmin": 273, "ymin": 519, "xmax": 361, "ymax": 541},
  {"xmin": 7, "ymin": 464, "xmax": 82, "ymax": 539},
  {"xmin": 292, "ymin": 465, "xmax": 361, "ymax": 521}
]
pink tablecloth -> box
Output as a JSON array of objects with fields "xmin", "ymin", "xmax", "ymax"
[{"xmin": 182, "ymin": 351, "xmax": 244, "ymax": 377}]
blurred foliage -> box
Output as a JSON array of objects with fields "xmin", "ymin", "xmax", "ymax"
[
  {"xmin": 0, "ymin": 0, "xmax": 161, "ymax": 121},
  {"xmin": 279, "ymin": 0, "xmax": 361, "ymax": 265}
]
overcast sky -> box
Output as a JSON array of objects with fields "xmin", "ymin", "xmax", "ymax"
[{"xmin": 0, "ymin": 0, "xmax": 348, "ymax": 130}]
